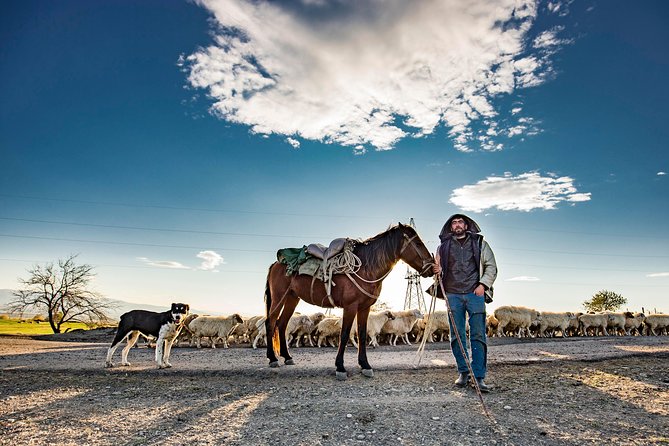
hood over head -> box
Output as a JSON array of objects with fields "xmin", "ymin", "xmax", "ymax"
[{"xmin": 439, "ymin": 214, "xmax": 482, "ymax": 242}]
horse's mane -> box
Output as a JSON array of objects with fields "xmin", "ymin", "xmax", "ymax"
[{"xmin": 353, "ymin": 224, "xmax": 411, "ymax": 276}]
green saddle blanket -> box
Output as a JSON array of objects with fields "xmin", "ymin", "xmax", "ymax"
[
  {"xmin": 276, "ymin": 246, "xmax": 311, "ymax": 275},
  {"xmin": 276, "ymin": 247, "xmax": 331, "ymax": 277}
]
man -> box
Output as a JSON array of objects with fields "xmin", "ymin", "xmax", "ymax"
[{"xmin": 432, "ymin": 214, "xmax": 497, "ymax": 392}]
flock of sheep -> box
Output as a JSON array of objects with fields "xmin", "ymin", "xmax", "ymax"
[
  {"xmin": 171, "ymin": 306, "xmax": 669, "ymax": 350},
  {"xmin": 489, "ymin": 306, "xmax": 669, "ymax": 338}
]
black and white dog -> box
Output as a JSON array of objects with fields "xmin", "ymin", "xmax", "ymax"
[{"xmin": 105, "ymin": 303, "xmax": 190, "ymax": 369}]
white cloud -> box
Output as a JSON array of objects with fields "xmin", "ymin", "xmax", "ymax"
[
  {"xmin": 137, "ymin": 257, "xmax": 190, "ymax": 270},
  {"xmin": 506, "ymin": 276, "xmax": 540, "ymax": 282},
  {"xmin": 646, "ymin": 272, "xmax": 669, "ymax": 278},
  {"xmin": 449, "ymin": 172, "xmax": 591, "ymax": 212},
  {"xmin": 657, "ymin": 171, "xmax": 667, "ymax": 176},
  {"xmin": 185, "ymin": 0, "xmax": 570, "ymax": 152},
  {"xmin": 533, "ymin": 27, "xmax": 570, "ymax": 49},
  {"xmin": 286, "ymin": 137, "xmax": 300, "ymax": 149},
  {"xmin": 136, "ymin": 251, "xmax": 224, "ymax": 271},
  {"xmin": 197, "ymin": 250, "xmax": 224, "ymax": 271}
]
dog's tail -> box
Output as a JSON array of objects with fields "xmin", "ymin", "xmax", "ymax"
[{"xmin": 264, "ymin": 263, "xmax": 280, "ymax": 353}]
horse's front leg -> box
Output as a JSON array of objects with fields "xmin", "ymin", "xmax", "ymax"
[
  {"xmin": 356, "ymin": 306, "xmax": 374, "ymax": 377},
  {"xmin": 335, "ymin": 310, "xmax": 356, "ymax": 380}
]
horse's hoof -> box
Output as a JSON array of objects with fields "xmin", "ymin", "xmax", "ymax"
[
  {"xmin": 104, "ymin": 362, "xmax": 114, "ymax": 368},
  {"xmin": 285, "ymin": 359, "xmax": 295, "ymax": 365},
  {"xmin": 361, "ymin": 369, "xmax": 374, "ymax": 378},
  {"xmin": 269, "ymin": 361, "xmax": 280, "ymax": 368},
  {"xmin": 336, "ymin": 371, "xmax": 348, "ymax": 380}
]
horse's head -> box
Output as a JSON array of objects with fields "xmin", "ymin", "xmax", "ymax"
[{"xmin": 397, "ymin": 224, "xmax": 435, "ymax": 278}]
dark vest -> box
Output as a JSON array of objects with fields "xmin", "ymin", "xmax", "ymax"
[{"xmin": 438, "ymin": 233, "xmax": 482, "ymax": 294}]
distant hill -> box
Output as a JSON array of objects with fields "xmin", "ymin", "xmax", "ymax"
[
  {"xmin": 0, "ymin": 289, "xmax": 15, "ymax": 311},
  {"xmin": 0, "ymin": 289, "xmax": 215, "ymax": 320}
]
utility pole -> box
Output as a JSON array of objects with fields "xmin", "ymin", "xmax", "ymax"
[{"xmin": 404, "ymin": 218, "xmax": 427, "ymax": 313}]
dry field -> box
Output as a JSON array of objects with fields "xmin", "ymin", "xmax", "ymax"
[{"xmin": 0, "ymin": 331, "xmax": 668, "ymax": 445}]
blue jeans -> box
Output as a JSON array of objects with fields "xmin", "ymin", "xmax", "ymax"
[{"xmin": 446, "ymin": 293, "xmax": 487, "ymax": 379}]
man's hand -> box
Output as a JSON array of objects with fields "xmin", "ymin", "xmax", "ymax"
[
  {"xmin": 433, "ymin": 252, "xmax": 441, "ymax": 274},
  {"xmin": 474, "ymin": 284, "xmax": 485, "ymax": 297}
]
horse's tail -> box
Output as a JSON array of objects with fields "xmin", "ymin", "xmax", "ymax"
[
  {"xmin": 264, "ymin": 263, "xmax": 281, "ymax": 352},
  {"xmin": 264, "ymin": 264, "xmax": 272, "ymax": 319}
]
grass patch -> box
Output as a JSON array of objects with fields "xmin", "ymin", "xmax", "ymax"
[{"xmin": 0, "ymin": 318, "xmax": 93, "ymax": 335}]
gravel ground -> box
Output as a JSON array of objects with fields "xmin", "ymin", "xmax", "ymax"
[{"xmin": 0, "ymin": 332, "xmax": 668, "ymax": 445}]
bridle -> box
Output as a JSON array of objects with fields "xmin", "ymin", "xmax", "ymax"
[
  {"xmin": 399, "ymin": 232, "xmax": 434, "ymax": 276},
  {"xmin": 343, "ymin": 230, "xmax": 433, "ymax": 300}
]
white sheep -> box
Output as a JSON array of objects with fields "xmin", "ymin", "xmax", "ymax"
[
  {"xmin": 381, "ymin": 309, "xmax": 423, "ymax": 346},
  {"xmin": 253, "ymin": 313, "xmax": 319, "ymax": 349},
  {"xmin": 494, "ymin": 306, "xmax": 541, "ymax": 338},
  {"xmin": 537, "ymin": 312, "xmax": 577, "ymax": 338},
  {"xmin": 342, "ymin": 310, "xmax": 395, "ymax": 348},
  {"xmin": 306, "ymin": 312, "xmax": 327, "ymax": 346},
  {"xmin": 175, "ymin": 313, "xmax": 200, "ymax": 346},
  {"xmin": 566, "ymin": 312, "xmax": 583, "ymax": 337},
  {"xmin": 423, "ymin": 311, "xmax": 450, "ymax": 342},
  {"xmin": 242, "ymin": 315, "xmax": 265, "ymax": 347},
  {"xmin": 252, "ymin": 317, "xmax": 267, "ymax": 349},
  {"xmin": 188, "ymin": 314, "xmax": 244, "ymax": 348},
  {"xmin": 606, "ymin": 312, "xmax": 634, "ymax": 336},
  {"xmin": 410, "ymin": 318, "xmax": 426, "ymax": 343},
  {"xmin": 286, "ymin": 314, "xmax": 314, "ymax": 347},
  {"xmin": 644, "ymin": 314, "xmax": 669, "ymax": 335},
  {"xmin": 624, "ymin": 312, "xmax": 645, "ymax": 336},
  {"xmin": 578, "ymin": 313, "xmax": 609, "ymax": 336},
  {"xmin": 228, "ymin": 320, "xmax": 250, "ymax": 344},
  {"xmin": 315, "ymin": 317, "xmax": 341, "ymax": 347}
]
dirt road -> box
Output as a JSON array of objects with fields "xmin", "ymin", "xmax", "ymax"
[{"xmin": 0, "ymin": 333, "xmax": 667, "ymax": 445}]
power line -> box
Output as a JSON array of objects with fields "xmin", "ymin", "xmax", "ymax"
[
  {"xmin": 0, "ymin": 193, "xmax": 386, "ymax": 220},
  {"xmin": 494, "ymin": 246, "xmax": 668, "ymax": 258},
  {"xmin": 1, "ymin": 214, "xmax": 668, "ymax": 259},
  {"xmin": 0, "ymin": 216, "xmax": 318, "ymax": 239},
  {"xmin": 0, "ymin": 258, "xmax": 266, "ymax": 273},
  {"xmin": 502, "ymin": 262, "xmax": 662, "ymax": 273},
  {"xmin": 2, "ymin": 193, "xmax": 667, "ymax": 240},
  {"xmin": 2, "ymin": 257, "xmax": 666, "ymax": 274},
  {"xmin": 1, "ymin": 232, "xmax": 667, "ymax": 259},
  {"xmin": 0, "ymin": 234, "xmax": 275, "ymax": 253}
]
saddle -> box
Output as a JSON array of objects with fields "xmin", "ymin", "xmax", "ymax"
[
  {"xmin": 277, "ymin": 238, "xmax": 358, "ymax": 306},
  {"xmin": 306, "ymin": 238, "xmax": 347, "ymax": 261}
]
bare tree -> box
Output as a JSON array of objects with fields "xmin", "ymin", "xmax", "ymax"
[{"xmin": 8, "ymin": 255, "xmax": 112, "ymax": 333}]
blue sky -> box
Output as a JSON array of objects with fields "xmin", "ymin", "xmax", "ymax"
[{"xmin": 1, "ymin": 0, "xmax": 667, "ymax": 317}]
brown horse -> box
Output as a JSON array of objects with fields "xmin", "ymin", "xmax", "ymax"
[{"xmin": 264, "ymin": 223, "xmax": 434, "ymax": 379}]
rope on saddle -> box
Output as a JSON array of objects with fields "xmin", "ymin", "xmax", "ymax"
[{"xmin": 319, "ymin": 248, "xmax": 369, "ymax": 304}]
